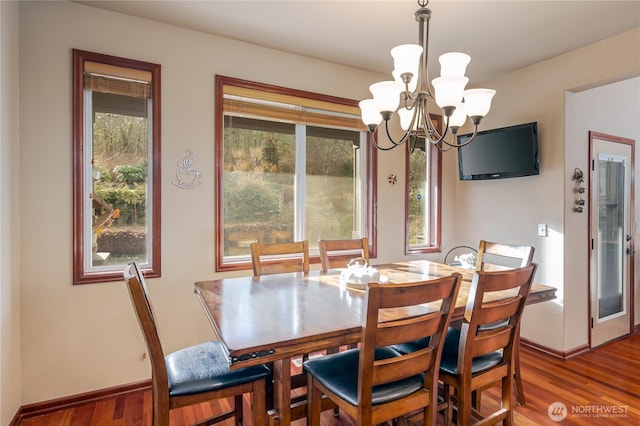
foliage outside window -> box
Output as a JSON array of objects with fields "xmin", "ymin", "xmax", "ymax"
[
  {"xmin": 216, "ymin": 76, "xmax": 376, "ymax": 271},
  {"xmin": 406, "ymin": 115, "xmax": 442, "ymax": 254},
  {"xmin": 73, "ymin": 50, "xmax": 161, "ymax": 284}
]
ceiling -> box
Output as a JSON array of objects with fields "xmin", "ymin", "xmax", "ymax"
[{"xmin": 73, "ymin": 0, "xmax": 640, "ymax": 84}]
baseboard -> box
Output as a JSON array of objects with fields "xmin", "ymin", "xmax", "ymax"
[
  {"xmin": 10, "ymin": 379, "xmax": 151, "ymax": 425},
  {"xmin": 520, "ymin": 338, "xmax": 590, "ymax": 360}
]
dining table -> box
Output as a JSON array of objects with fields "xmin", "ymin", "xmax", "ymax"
[{"xmin": 193, "ymin": 259, "xmax": 556, "ymax": 426}]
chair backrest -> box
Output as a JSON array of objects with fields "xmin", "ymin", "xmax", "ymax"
[
  {"xmin": 123, "ymin": 262, "xmax": 168, "ymax": 395},
  {"xmin": 358, "ymin": 273, "xmax": 462, "ymax": 412},
  {"xmin": 475, "ymin": 240, "xmax": 534, "ymax": 271},
  {"xmin": 318, "ymin": 237, "xmax": 369, "ymax": 271},
  {"xmin": 250, "ymin": 240, "xmax": 310, "ymax": 276},
  {"xmin": 457, "ymin": 263, "xmax": 538, "ymax": 374}
]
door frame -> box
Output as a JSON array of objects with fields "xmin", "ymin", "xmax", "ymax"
[{"xmin": 588, "ymin": 131, "xmax": 635, "ymax": 347}]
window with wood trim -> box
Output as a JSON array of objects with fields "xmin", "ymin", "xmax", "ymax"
[
  {"xmin": 73, "ymin": 49, "xmax": 161, "ymax": 284},
  {"xmin": 406, "ymin": 115, "xmax": 442, "ymax": 254},
  {"xmin": 215, "ymin": 76, "xmax": 377, "ymax": 271}
]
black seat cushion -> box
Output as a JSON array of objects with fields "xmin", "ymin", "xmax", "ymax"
[
  {"xmin": 439, "ymin": 328, "xmax": 503, "ymax": 376},
  {"xmin": 391, "ymin": 337, "xmax": 430, "ymax": 355},
  {"xmin": 166, "ymin": 341, "xmax": 271, "ymax": 397},
  {"xmin": 303, "ymin": 347, "xmax": 424, "ymax": 406}
]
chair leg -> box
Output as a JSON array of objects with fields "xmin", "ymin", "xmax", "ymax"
[
  {"xmin": 153, "ymin": 393, "xmax": 170, "ymax": 426},
  {"xmin": 513, "ymin": 325, "xmax": 526, "ymax": 406},
  {"xmin": 441, "ymin": 383, "xmax": 452, "ymax": 426},
  {"xmin": 251, "ymin": 378, "xmax": 267, "ymax": 426},
  {"xmin": 457, "ymin": 381, "xmax": 472, "ymax": 426},
  {"xmin": 306, "ymin": 377, "xmax": 322, "ymax": 426},
  {"xmin": 234, "ymin": 394, "xmax": 243, "ymax": 426},
  {"xmin": 503, "ymin": 372, "xmax": 514, "ymax": 426}
]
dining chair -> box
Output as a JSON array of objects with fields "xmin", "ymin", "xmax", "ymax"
[
  {"xmin": 250, "ymin": 240, "xmax": 314, "ymax": 407},
  {"xmin": 304, "ymin": 273, "xmax": 462, "ymax": 426},
  {"xmin": 438, "ymin": 263, "xmax": 537, "ymax": 426},
  {"xmin": 318, "ymin": 237, "xmax": 369, "ymax": 271},
  {"xmin": 250, "ymin": 240, "xmax": 309, "ymax": 276},
  {"xmin": 124, "ymin": 262, "xmax": 270, "ymax": 426},
  {"xmin": 475, "ymin": 240, "xmax": 534, "ymax": 271},
  {"xmin": 475, "ymin": 240, "xmax": 535, "ymax": 407}
]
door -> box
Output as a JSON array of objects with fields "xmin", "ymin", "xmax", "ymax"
[{"xmin": 589, "ymin": 131, "xmax": 635, "ymax": 347}]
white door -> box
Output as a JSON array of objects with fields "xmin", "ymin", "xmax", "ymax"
[{"xmin": 589, "ymin": 131, "xmax": 635, "ymax": 347}]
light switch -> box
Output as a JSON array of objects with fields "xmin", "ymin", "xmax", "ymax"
[{"xmin": 537, "ymin": 223, "xmax": 547, "ymax": 237}]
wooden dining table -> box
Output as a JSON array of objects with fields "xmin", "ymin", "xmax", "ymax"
[{"xmin": 193, "ymin": 259, "xmax": 556, "ymax": 426}]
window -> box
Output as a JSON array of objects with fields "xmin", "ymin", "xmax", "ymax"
[
  {"xmin": 215, "ymin": 76, "xmax": 376, "ymax": 271},
  {"xmin": 406, "ymin": 115, "xmax": 442, "ymax": 254},
  {"xmin": 73, "ymin": 50, "xmax": 161, "ymax": 284}
]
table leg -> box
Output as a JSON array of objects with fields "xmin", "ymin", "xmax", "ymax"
[{"xmin": 271, "ymin": 357, "xmax": 292, "ymax": 426}]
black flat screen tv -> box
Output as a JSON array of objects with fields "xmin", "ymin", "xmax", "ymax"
[{"xmin": 457, "ymin": 121, "xmax": 539, "ymax": 180}]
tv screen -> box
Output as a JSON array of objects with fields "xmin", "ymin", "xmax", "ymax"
[{"xmin": 457, "ymin": 122, "xmax": 539, "ymax": 180}]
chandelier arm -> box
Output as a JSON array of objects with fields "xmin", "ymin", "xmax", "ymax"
[
  {"xmin": 437, "ymin": 125, "xmax": 479, "ymax": 149},
  {"xmin": 427, "ymin": 115, "xmax": 451, "ymax": 145},
  {"xmin": 367, "ymin": 124, "xmax": 408, "ymax": 151},
  {"xmin": 432, "ymin": 141, "xmax": 455, "ymax": 152},
  {"xmin": 384, "ymin": 120, "xmax": 412, "ymax": 147},
  {"xmin": 418, "ymin": 103, "xmax": 442, "ymax": 141}
]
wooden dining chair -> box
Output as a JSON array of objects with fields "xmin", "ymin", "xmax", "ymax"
[
  {"xmin": 304, "ymin": 273, "xmax": 462, "ymax": 426},
  {"xmin": 124, "ymin": 262, "xmax": 270, "ymax": 426},
  {"xmin": 476, "ymin": 240, "xmax": 534, "ymax": 271},
  {"xmin": 475, "ymin": 240, "xmax": 534, "ymax": 407},
  {"xmin": 250, "ymin": 240, "xmax": 309, "ymax": 276},
  {"xmin": 438, "ymin": 263, "xmax": 537, "ymax": 426},
  {"xmin": 250, "ymin": 240, "xmax": 314, "ymax": 406},
  {"xmin": 318, "ymin": 237, "xmax": 369, "ymax": 271}
]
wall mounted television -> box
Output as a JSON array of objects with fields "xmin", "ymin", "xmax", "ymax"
[{"xmin": 457, "ymin": 121, "xmax": 539, "ymax": 180}]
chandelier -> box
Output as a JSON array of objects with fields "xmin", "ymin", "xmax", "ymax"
[{"xmin": 359, "ymin": 0, "xmax": 496, "ymax": 152}]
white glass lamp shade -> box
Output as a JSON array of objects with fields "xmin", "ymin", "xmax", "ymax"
[
  {"xmin": 431, "ymin": 76, "xmax": 468, "ymax": 108},
  {"xmin": 439, "ymin": 52, "xmax": 471, "ymax": 77},
  {"xmin": 463, "ymin": 88, "xmax": 496, "ymax": 117},
  {"xmin": 393, "ymin": 69, "xmax": 418, "ymax": 92},
  {"xmin": 449, "ymin": 103, "xmax": 467, "ymax": 128},
  {"xmin": 359, "ymin": 99, "xmax": 382, "ymax": 126},
  {"xmin": 390, "ymin": 44, "xmax": 423, "ymax": 76},
  {"xmin": 398, "ymin": 107, "xmax": 416, "ymax": 131},
  {"xmin": 369, "ymin": 81, "xmax": 402, "ymax": 113}
]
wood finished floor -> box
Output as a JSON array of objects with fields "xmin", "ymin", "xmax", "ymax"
[{"xmin": 19, "ymin": 334, "xmax": 640, "ymax": 425}]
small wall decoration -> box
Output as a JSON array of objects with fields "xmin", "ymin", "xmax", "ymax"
[
  {"xmin": 172, "ymin": 150, "xmax": 202, "ymax": 189},
  {"xmin": 388, "ymin": 174, "xmax": 397, "ymax": 185},
  {"xmin": 572, "ymin": 167, "xmax": 585, "ymax": 213}
]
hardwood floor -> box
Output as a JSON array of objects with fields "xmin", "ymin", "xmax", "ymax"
[{"xmin": 19, "ymin": 334, "xmax": 640, "ymax": 425}]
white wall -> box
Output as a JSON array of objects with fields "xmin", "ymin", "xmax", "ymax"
[
  {"xmin": 450, "ymin": 29, "xmax": 639, "ymax": 352},
  {"xmin": 1, "ymin": 0, "xmax": 22, "ymax": 424},
  {"xmin": 566, "ymin": 77, "xmax": 640, "ymax": 348}
]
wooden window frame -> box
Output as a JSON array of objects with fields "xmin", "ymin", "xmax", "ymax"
[
  {"xmin": 72, "ymin": 49, "xmax": 161, "ymax": 284},
  {"xmin": 405, "ymin": 114, "xmax": 442, "ymax": 255},
  {"xmin": 215, "ymin": 75, "xmax": 377, "ymax": 272}
]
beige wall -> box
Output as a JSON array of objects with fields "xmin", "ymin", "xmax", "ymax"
[
  {"xmin": 16, "ymin": 1, "xmax": 391, "ymax": 405},
  {"xmin": 10, "ymin": 0, "xmax": 640, "ymax": 410},
  {"xmin": 1, "ymin": 1, "xmax": 22, "ymax": 424},
  {"xmin": 448, "ymin": 29, "xmax": 640, "ymax": 352}
]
